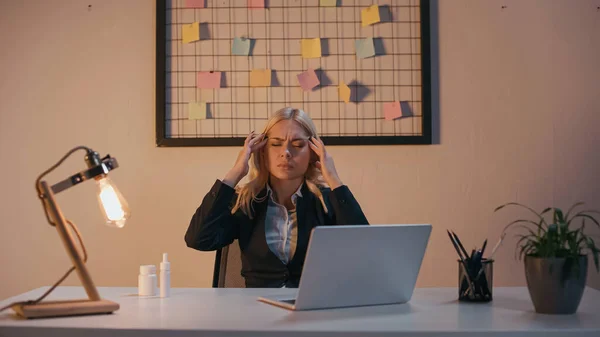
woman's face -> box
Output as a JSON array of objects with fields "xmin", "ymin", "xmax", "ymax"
[{"xmin": 264, "ymin": 119, "xmax": 312, "ymax": 181}]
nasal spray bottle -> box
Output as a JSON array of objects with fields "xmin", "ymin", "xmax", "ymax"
[{"xmin": 160, "ymin": 253, "xmax": 171, "ymax": 298}]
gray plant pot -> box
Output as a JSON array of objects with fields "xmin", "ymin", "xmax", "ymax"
[{"xmin": 524, "ymin": 255, "xmax": 588, "ymax": 314}]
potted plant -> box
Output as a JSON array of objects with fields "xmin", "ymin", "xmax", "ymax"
[{"xmin": 494, "ymin": 202, "xmax": 599, "ymax": 314}]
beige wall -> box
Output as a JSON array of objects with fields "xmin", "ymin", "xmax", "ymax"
[{"xmin": 1, "ymin": 0, "xmax": 599, "ymax": 300}]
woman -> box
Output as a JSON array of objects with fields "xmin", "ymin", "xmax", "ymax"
[{"xmin": 185, "ymin": 107, "xmax": 369, "ymax": 288}]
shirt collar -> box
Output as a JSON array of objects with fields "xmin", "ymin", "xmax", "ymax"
[{"xmin": 266, "ymin": 182, "xmax": 303, "ymax": 205}]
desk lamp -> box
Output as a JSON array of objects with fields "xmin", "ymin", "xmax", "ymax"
[{"xmin": 10, "ymin": 146, "xmax": 130, "ymax": 319}]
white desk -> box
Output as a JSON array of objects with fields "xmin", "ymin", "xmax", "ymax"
[{"xmin": 1, "ymin": 286, "xmax": 600, "ymax": 336}]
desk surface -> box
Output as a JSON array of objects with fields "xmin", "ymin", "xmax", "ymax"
[{"xmin": 1, "ymin": 286, "xmax": 600, "ymax": 337}]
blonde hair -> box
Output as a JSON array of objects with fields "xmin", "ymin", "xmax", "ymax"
[{"xmin": 232, "ymin": 107, "xmax": 328, "ymax": 218}]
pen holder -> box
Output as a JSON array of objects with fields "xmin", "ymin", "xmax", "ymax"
[{"xmin": 458, "ymin": 259, "xmax": 493, "ymax": 302}]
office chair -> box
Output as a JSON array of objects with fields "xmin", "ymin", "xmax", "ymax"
[{"xmin": 212, "ymin": 240, "xmax": 246, "ymax": 288}]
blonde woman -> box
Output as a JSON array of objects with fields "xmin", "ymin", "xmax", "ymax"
[{"xmin": 185, "ymin": 107, "xmax": 369, "ymax": 288}]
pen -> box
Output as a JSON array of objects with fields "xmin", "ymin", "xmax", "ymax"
[
  {"xmin": 447, "ymin": 230, "xmax": 467, "ymax": 261},
  {"xmin": 451, "ymin": 231, "xmax": 470, "ymax": 261},
  {"xmin": 481, "ymin": 239, "xmax": 488, "ymax": 257},
  {"xmin": 459, "ymin": 262, "xmax": 477, "ymax": 298}
]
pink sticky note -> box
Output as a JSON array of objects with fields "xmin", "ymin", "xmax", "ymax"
[
  {"xmin": 297, "ymin": 68, "xmax": 320, "ymax": 91},
  {"xmin": 185, "ymin": 0, "xmax": 205, "ymax": 8},
  {"xmin": 248, "ymin": 0, "xmax": 264, "ymax": 8},
  {"xmin": 384, "ymin": 101, "xmax": 402, "ymax": 121},
  {"xmin": 197, "ymin": 71, "xmax": 221, "ymax": 89}
]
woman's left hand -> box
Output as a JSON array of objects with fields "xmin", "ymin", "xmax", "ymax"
[{"xmin": 309, "ymin": 137, "xmax": 343, "ymax": 189}]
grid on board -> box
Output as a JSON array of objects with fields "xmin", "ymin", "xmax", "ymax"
[{"xmin": 164, "ymin": 0, "xmax": 422, "ymax": 139}]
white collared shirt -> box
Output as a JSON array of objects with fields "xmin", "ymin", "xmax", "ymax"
[{"xmin": 264, "ymin": 184, "xmax": 302, "ymax": 264}]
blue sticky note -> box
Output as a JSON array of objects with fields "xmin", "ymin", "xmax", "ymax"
[
  {"xmin": 232, "ymin": 37, "xmax": 251, "ymax": 56},
  {"xmin": 355, "ymin": 37, "xmax": 375, "ymax": 59}
]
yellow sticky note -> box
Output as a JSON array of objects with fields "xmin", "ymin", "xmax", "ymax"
[
  {"xmin": 189, "ymin": 101, "xmax": 207, "ymax": 120},
  {"xmin": 301, "ymin": 38, "xmax": 322, "ymax": 59},
  {"xmin": 339, "ymin": 82, "xmax": 350, "ymax": 103},
  {"xmin": 320, "ymin": 0, "xmax": 337, "ymax": 6},
  {"xmin": 361, "ymin": 5, "xmax": 380, "ymax": 27},
  {"xmin": 250, "ymin": 69, "xmax": 272, "ymax": 87},
  {"xmin": 182, "ymin": 22, "xmax": 200, "ymax": 44}
]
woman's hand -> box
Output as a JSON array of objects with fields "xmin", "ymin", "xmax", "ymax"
[
  {"xmin": 223, "ymin": 131, "xmax": 267, "ymax": 188},
  {"xmin": 308, "ymin": 137, "xmax": 343, "ymax": 189}
]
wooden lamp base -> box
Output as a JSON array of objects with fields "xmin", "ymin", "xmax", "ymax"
[{"xmin": 12, "ymin": 299, "xmax": 119, "ymax": 319}]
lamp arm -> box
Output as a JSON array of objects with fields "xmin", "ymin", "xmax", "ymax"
[
  {"xmin": 30, "ymin": 145, "xmax": 103, "ymax": 301},
  {"xmin": 39, "ymin": 181, "xmax": 101, "ymax": 300},
  {"xmin": 35, "ymin": 146, "xmax": 90, "ymax": 227}
]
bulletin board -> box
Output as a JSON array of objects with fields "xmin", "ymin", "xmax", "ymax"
[{"xmin": 156, "ymin": 0, "xmax": 431, "ymax": 146}]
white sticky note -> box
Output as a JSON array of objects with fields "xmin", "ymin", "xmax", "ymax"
[
  {"xmin": 320, "ymin": 0, "xmax": 337, "ymax": 7},
  {"xmin": 189, "ymin": 101, "xmax": 207, "ymax": 120},
  {"xmin": 355, "ymin": 37, "xmax": 375, "ymax": 59}
]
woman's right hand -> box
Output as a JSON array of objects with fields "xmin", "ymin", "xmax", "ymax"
[{"xmin": 222, "ymin": 131, "xmax": 267, "ymax": 188}]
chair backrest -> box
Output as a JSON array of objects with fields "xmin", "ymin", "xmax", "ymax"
[{"xmin": 212, "ymin": 240, "xmax": 246, "ymax": 288}]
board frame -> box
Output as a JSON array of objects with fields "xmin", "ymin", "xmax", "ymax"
[{"xmin": 155, "ymin": 0, "xmax": 432, "ymax": 147}]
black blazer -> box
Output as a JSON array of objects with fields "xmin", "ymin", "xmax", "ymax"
[{"xmin": 185, "ymin": 179, "xmax": 369, "ymax": 287}]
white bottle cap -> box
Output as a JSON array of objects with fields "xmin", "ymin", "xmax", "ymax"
[
  {"xmin": 140, "ymin": 265, "xmax": 156, "ymax": 275},
  {"xmin": 160, "ymin": 253, "xmax": 170, "ymax": 271}
]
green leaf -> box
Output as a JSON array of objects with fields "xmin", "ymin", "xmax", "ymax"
[
  {"xmin": 501, "ymin": 219, "xmax": 547, "ymax": 237},
  {"xmin": 572, "ymin": 213, "xmax": 600, "ymax": 229},
  {"xmin": 518, "ymin": 243, "xmax": 531, "ymax": 260},
  {"xmin": 495, "ymin": 202, "xmax": 600, "ymax": 264},
  {"xmin": 553, "ymin": 208, "xmax": 565, "ymax": 224},
  {"xmin": 576, "ymin": 234, "xmax": 587, "ymax": 248},
  {"xmin": 514, "ymin": 225, "xmax": 539, "ymax": 237},
  {"xmin": 586, "ymin": 237, "xmax": 599, "ymax": 272},
  {"xmin": 565, "ymin": 202, "xmax": 585, "ymax": 221},
  {"xmin": 567, "ymin": 229, "xmax": 581, "ymax": 255},
  {"xmin": 516, "ymin": 234, "xmax": 535, "ymax": 248},
  {"xmin": 495, "ymin": 202, "xmax": 549, "ymax": 226}
]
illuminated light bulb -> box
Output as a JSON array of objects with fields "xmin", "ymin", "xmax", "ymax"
[{"xmin": 96, "ymin": 176, "xmax": 130, "ymax": 228}]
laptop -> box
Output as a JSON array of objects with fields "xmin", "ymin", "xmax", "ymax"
[{"xmin": 258, "ymin": 224, "xmax": 431, "ymax": 310}]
